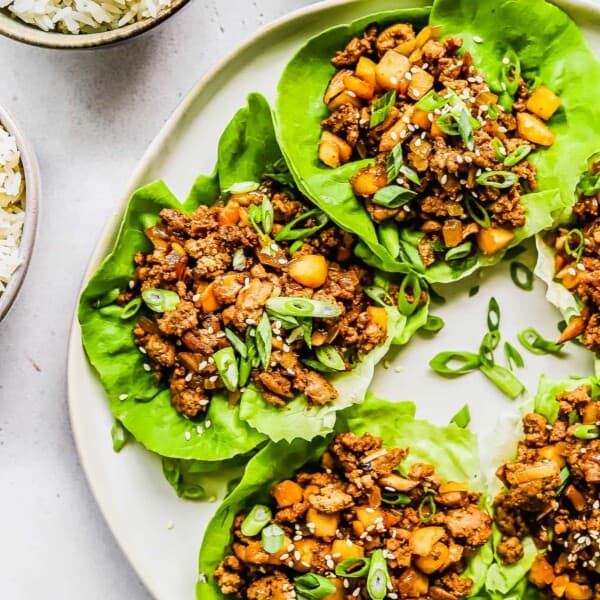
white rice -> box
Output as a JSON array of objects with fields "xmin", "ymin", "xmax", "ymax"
[
  {"xmin": 0, "ymin": 0, "xmax": 175, "ymax": 34},
  {"xmin": 0, "ymin": 125, "xmax": 25, "ymax": 296}
]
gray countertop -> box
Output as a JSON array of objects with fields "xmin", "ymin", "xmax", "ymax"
[{"xmin": 0, "ymin": 1, "xmax": 313, "ymax": 596}]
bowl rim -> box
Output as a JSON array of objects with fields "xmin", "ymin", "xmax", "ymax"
[
  {"xmin": 0, "ymin": 0, "xmax": 190, "ymax": 49},
  {"xmin": 0, "ymin": 104, "xmax": 40, "ymax": 321}
]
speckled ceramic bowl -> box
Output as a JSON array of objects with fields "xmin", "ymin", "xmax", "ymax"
[
  {"xmin": 0, "ymin": 0, "xmax": 189, "ymax": 49},
  {"xmin": 0, "ymin": 105, "xmax": 39, "ymax": 322}
]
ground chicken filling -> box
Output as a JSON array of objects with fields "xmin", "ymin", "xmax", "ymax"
[
  {"xmin": 119, "ymin": 181, "xmax": 413, "ymax": 419},
  {"xmin": 551, "ymin": 157, "xmax": 600, "ymax": 354},
  {"xmin": 493, "ymin": 385, "xmax": 600, "ymax": 599},
  {"xmin": 214, "ymin": 432, "xmax": 492, "ymax": 600},
  {"xmin": 318, "ymin": 22, "xmax": 560, "ymax": 268}
]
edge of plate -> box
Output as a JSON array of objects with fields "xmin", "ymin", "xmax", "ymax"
[{"xmin": 66, "ymin": 0, "xmax": 600, "ymax": 596}]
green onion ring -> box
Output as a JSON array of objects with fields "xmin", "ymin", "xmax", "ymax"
[
  {"xmin": 574, "ymin": 424, "xmax": 599, "ymax": 440},
  {"xmin": 241, "ymin": 504, "xmax": 272, "ymax": 537},
  {"xmin": 398, "ymin": 273, "xmax": 422, "ymax": 316},
  {"xmin": 476, "ymin": 170, "xmax": 519, "ymax": 188},
  {"xmin": 465, "ymin": 196, "xmax": 491, "ymax": 228},
  {"xmin": 450, "ymin": 404, "xmax": 471, "ymax": 428},
  {"xmin": 120, "ymin": 297, "xmax": 142, "ymax": 320},
  {"xmin": 487, "ymin": 297, "xmax": 501, "ymax": 331},
  {"xmin": 294, "ymin": 573, "xmax": 336, "ymax": 599},
  {"xmin": 504, "ymin": 341, "xmax": 525, "ymax": 370},
  {"xmin": 445, "ymin": 241, "xmax": 473, "ymax": 262},
  {"xmin": 518, "ymin": 328, "xmax": 563, "ymax": 355},
  {"xmin": 504, "ymin": 144, "xmax": 532, "ymax": 167},
  {"xmin": 480, "ymin": 364, "xmax": 525, "ymax": 399},
  {"xmin": 418, "ymin": 494, "xmax": 437, "ymax": 523},
  {"xmin": 564, "ymin": 228, "xmax": 585, "ymax": 263},
  {"xmin": 141, "ymin": 288, "xmax": 180, "ymax": 313},
  {"xmin": 429, "ymin": 351, "xmax": 482, "ymax": 376},
  {"xmin": 261, "ymin": 523, "xmax": 285, "ymax": 554},
  {"xmin": 510, "ymin": 262, "xmax": 534, "ymax": 291},
  {"xmin": 423, "ymin": 315, "xmax": 445, "ymax": 333},
  {"xmin": 366, "ymin": 549, "xmax": 391, "ymax": 600},
  {"xmin": 266, "ymin": 297, "xmax": 341, "ymax": 318},
  {"xmin": 335, "ymin": 557, "xmax": 371, "ymax": 578}
]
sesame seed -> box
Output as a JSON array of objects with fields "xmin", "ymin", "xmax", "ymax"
[
  {"xmin": 502, "ymin": 56, "xmax": 510, "ymax": 64},
  {"xmin": 139, "ymin": 346, "xmax": 147, "ymax": 354},
  {"xmin": 464, "ymin": 155, "xmax": 473, "ymax": 163},
  {"xmin": 184, "ymin": 431, "xmax": 191, "ymax": 441},
  {"xmin": 128, "ymin": 280, "xmax": 135, "ymax": 289},
  {"xmin": 185, "ymin": 372, "xmax": 193, "ymax": 382},
  {"xmin": 390, "ymin": 132, "xmax": 398, "ymax": 141},
  {"xmin": 143, "ymin": 363, "xmax": 151, "ymax": 372},
  {"xmin": 405, "ymin": 72, "xmax": 412, "ymax": 80},
  {"xmin": 192, "ymin": 294, "xmax": 200, "ymax": 302},
  {"xmin": 119, "ymin": 393, "xmax": 128, "ymax": 401},
  {"xmin": 347, "ymin": 90, "xmax": 357, "ymax": 98},
  {"xmin": 441, "ymin": 174, "xmax": 448, "ymax": 185},
  {"xmin": 205, "ymin": 419, "xmax": 212, "ymax": 429},
  {"xmin": 196, "ymin": 425, "xmax": 204, "ymax": 435},
  {"xmin": 198, "ymin": 573, "xmax": 207, "ymax": 584},
  {"xmin": 415, "ymin": 138, "xmax": 422, "ymax": 147},
  {"xmin": 413, "ymin": 89, "xmax": 421, "ymax": 97},
  {"xmin": 473, "ymin": 35, "xmax": 483, "ymax": 43},
  {"xmin": 209, "ymin": 375, "xmax": 218, "ymax": 384},
  {"xmin": 390, "ymin": 76, "xmax": 398, "ymax": 85},
  {"xmin": 498, "ymin": 126, "xmax": 508, "ymax": 133}
]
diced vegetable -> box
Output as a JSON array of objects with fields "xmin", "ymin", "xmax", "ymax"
[
  {"xmin": 516, "ymin": 112, "xmax": 555, "ymax": 146},
  {"xmin": 529, "ymin": 556, "xmax": 556, "ymax": 588},
  {"xmin": 271, "ymin": 479, "xmax": 304, "ymax": 508},
  {"xmin": 565, "ymin": 583, "xmax": 593, "ymax": 600},
  {"xmin": 407, "ymin": 67, "xmax": 434, "ymax": 101},
  {"xmin": 324, "ymin": 69, "xmax": 353, "ymax": 104},
  {"xmin": 366, "ymin": 306, "xmax": 388, "ymax": 334},
  {"xmin": 350, "ymin": 164, "xmax": 388, "ymax": 196},
  {"xmin": 344, "ymin": 74, "xmax": 375, "ymax": 100},
  {"xmin": 289, "ymin": 254, "xmax": 328, "ymax": 289},
  {"xmin": 355, "ymin": 56, "xmax": 377, "ymax": 88},
  {"xmin": 375, "ymin": 50, "xmax": 410, "ymax": 91},
  {"xmin": 319, "ymin": 131, "xmax": 353, "ymax": 168},
  {"xmin": 526, "ymin": 85, "xmax": 561, "ymax": 120},
  {"xmin": 414, "ymin": 542, "xmax": 450, "ymax": 574},
  {"xmin": 411, "ymin": 107, "xmax": 431, "ymax": 130},
  {"xmin": 475, "ymin": 226, "xmax": 515, "ymax": 255},
  {"xmin": 331, "ymin": 539, "xmax": 364, "ymax": 562},
  {"xmin": 409, "ymin": 526, "xmax": 445, "ymax": 556},
  {"xmin": 306, "ymin": 508, "xmax": 340, "ymax": 540},
  {"xmin": 379, "ymin": 117, "xmax": 410, "ymax": 152},
  {"xmin": 218, "ymin": 203, "xmax": 240, "ymax": 225}
]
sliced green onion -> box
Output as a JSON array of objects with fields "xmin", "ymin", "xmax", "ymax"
[
  {"xmin": 239, "ymin": 329, "xmax": 257, "ymax": 386},
  {"xmin": 418, "ymin": 494, "xmax": 437, "ymax": 523},
  {"xmin": 574, "ymin": 424, "xmax": 599, "ymax": 440},
  {"xmin": 121, "ymin": 297, "xmax": 142, "ymax": 320},
  {"xmin": 469, "ymin": 285, "xmax": 480, "ymax": 297},
  {"xmin": 301, "ymin": 358, "xmax": 339, "ymax": 373},
  {"xmin": 379, "ymin": 219, "xmax": 400, "ymax": 258},
  {"xmin": 503, "ymin": 244, "xmax": 527, "ymax": 261},
  {"xmin": 436, "ymin": 112, "xmax": 460, "ymax": 136},
  {"xmin": 315, "ymin": 345, "xmax": 345, "ymax": 371},
  {"xmin": 275, "ymin": 208, "xmax": 329, "ymax": 242},
  {"xmin": 518, "ymin": 328, "xmax": 563, "ymax": 355},
  {"xmin": 366, "ymin": 549, "xmax": 391, "ymax": 600},
  {"xmin": 510, "ymin": 262, "xmax": 534, "ymax": 291},
  {"xmin": 445, "ymin": 241, "xmax": 472, "ymax": 262},
  {"xmin": 370, "ymin": 90, "xmax": 397, "ymax": 128},
  {"xmin": 225, "ymin": 181, "xmax": 259, "ymax": 194},
  {"xmin": 488, "ymin": 103, "xmax": 499, "ymax": 120},
  {"xmin": 386, "ymin": 143, "xmax": 404, "ymax": 183},
  {"xmin": 429, "ymin": 351, "xmax": 481, "ymax": 376},
  {"xmin": 225, "ymin": 327, "xmax": 247, "ymax": 359},
  {"xmin": 415, "ymin": 89, "xmax": 449, "ymax": 111},
  {"xmin": 577, "ymin": 171, "xmax": 600, "ymax": 196},
  {"xmin": 301, "ymin": 317, "xmax": 313, "ymax": 348},
  {"xmin": 480, "ymin": 364, "xmax": 525, "ymax": 399},
  {"xmin": 241, "ymin": 504, "xmax": 272, "ymax": 536},
  {"xmin": 465, "ymin": 196, "xmax": 491, "ymax": 228},
  {"xmin": 364, "ymin": 286, "xmax": 392, "ymax": 307},
  {"xmin": 213, "ymin": 347, "xmax": 239, "ymax": 392},
  {"xmin": 493, "ymin": 137, "xmax": 507, "ymax": 162},
  {"xmin": 398, "ymin": 273, "xmax": 422, "ymax": 316},
  {"xmin": 256, "ymin": 312, "xmax": 272, "ymax": 370},
  {"xmin": 266, "ymin": 297, "xmax": 341, "ymax": 319},
  {"xmin": 381, "ymin": 490, "xmax": 412, "ymax": 506},
  {"xmin": 289, "ymin": 240, "xmax": 304, "ymax": 254},
  {"xmin": 487, "ymin": 297, "xmax": 501, "ymax": 331},
  {"xmin": 504, "ymin": 341, "xmax": 525, "ymax": 370},
  {"xmin": 564, "ymin": 228, "xmax": 585, "ymax": 263},
  {"xmin": 372, "ymin": 185, "xmax": 417, "ymax": 208},
  {"xmin": 458, "ymin": 105, "xmax": 475, "ymax": 150},
  {"xmin": 479, "ymin": 330, "xmax": 500, "ymax": 367},
  {"xmin": 261, "ymin": 523, "xmax": 285, "ymax": 554},
  {"xmin": 141, "ymin": 288, "xmax": 180, "ymax": 313},
  {"xmin": 294, "ymin": 573, "xmax": 336, "ymax": 599},
  {"xmin": 335, "ymin": 557, "xmax": 371, "ymax": 578},
  {"xmin": 476, "ymin": 170, "xmax": 518, "ymax": 188},
  {"xmin": 111, "ymin": 419, "xmax": 129, "ymax": 453},
  {"xmin": 568, "ymin": 409, "xmax": 580, "ymax": 426},
  {"xmin": 557, "ymin": 466, "xmax": 571, "ymax": 495},
  {"xmin": 500, "ymin": 51, "xmax": 521, "ymax": 96},
  {"xmin": 504, "ymin": 144, "xmax": 531, "ymax": 167},
  {"xmin": 261, "ymin": 196, "xmax": 274, "ymax": 235},
  {"xmin": 423, "ymin": 315, "xmax": 445, "ymax": 333},
  {"xmin": 400, "ymin": 165, "xmax": 421, "ymax": 185},
  {"xmin": 450, "ymin": 404, "xmax": 471, "ymax": 428},
  {"xmin": 232, "ymin": 248, "xmax": 247, "ymax": 271}
]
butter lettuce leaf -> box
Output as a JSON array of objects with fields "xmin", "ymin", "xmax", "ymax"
[
  {"xmin": 276, "ymin": 0, "xmax": 600, "ymax": 282},
  {"xmin": 197, "ymin": 394, "xmax": 491, "ymax": 598}
]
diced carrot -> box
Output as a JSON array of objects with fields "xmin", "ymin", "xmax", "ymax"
[
  {"xmin": 319, "ymin": 131, "xmax": 353, "ymax": 168},
  {"xmin": 476, "ymin": 226, "xmax": 515, "ymax": 255},
  {"xmin": 412, "ymin": 107, "xmax": 431, "ymax": 130},
  {"xmin": 343, "ymin": 74, "xmax": 375, "ymax": 100},
  {"xmin": 430, "ymin": 117, "xmax": 445, "ymax": 138},
  {"xmin": 415, "ymin": 542, "xmax": 450, "ymax": 574},
  {"xmin": 565, "ymin": 583, "xmax": 593, "ymax": 600},
  {"xmin": 331, "ymin": 539, "xmax": 364, "ymax": 562},
  {"xmin": 379, "ymin": 117, "xmax": 410, "ymax": 152},
  {"xmin": 350, "ymin": 164, "xmax": 388, "ymax": 196},
  {"xmin": 396, "ymin": 568, "xmax": 429, "ymax": 596},
  {"xmin": 395, "ymin": 38, "xmax": 416, "ymax": 56},
  {"xmin": 355, "ymin": 506, "xmax": 385, "ymax": 530},
  {"xmin": 555, "ymin": 265, "xmax": 578, "ymax": 289},
  {"xmin": 218, "ymin": 202, "xmax": 240, "ymax": 225},
  {"xmin": 323, "ymin": 579, "xmax": 345, "ymax": 600},
  {"xmin": 355, "ymin": 56, "xmax": 377, "ymax": 89},
  {"xmin": 526, "ymin": 85, "xmax": 561, "ymax": 120},
  {"xmin": 529, "ymin": 555, "xmax": 556, "ymax": 588},
  {"xmin": 375, "ymin": 50, "xmax": 410, "ymax": 91},
  {"xmin": 407, "ymin": 68, "xmax": 434, "ymax": 101},
  {"xmin": 271, "ymin": 480, "xmax": 303, "ymax": 508},
  {"xmin": 292, "ymin": 539, "xmax": 320, "ymax": 572},
  {"xmin": 551, "ymin": 574, "xmax": 570, "ymax": 597},
  {"xmin": 517, "ymin": 112, "xmax": 555, "ymax": 146},
  {"xmin": 442, "ymin": 219, "xmax": 463, "ymax": 248},
  {"xmin": 538, "ymin": 443, "xmax": 566, "ymax": 468},
  {"xmin": 410, "ymin": 527, "xmax": 445, "ymax": 556},
  {"xmin": 476, "ymin": 91, "xmax": 499, "ymax": 106},
  {"xmin": 200, "ymin": 282, "xmax": 220, "ymax": 313},
  {"xmin": 288, "ymin": 254, "xmax": 328, "ymax": 288},
  {"xmin": 306, "ymin": 508, "xmax": 339, "ymax": 541}
]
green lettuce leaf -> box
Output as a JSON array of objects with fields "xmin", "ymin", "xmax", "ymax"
[
  {"xmin": 483, "ymin": 374, "xmax": 599, "ymax": 597},
  {"xmin": 276, "ymin": 0, "xmax": 600, "ymax": 282},
  {"xmin": 197, "ymin": 394, "xmax": 491, "ymax": 598}
]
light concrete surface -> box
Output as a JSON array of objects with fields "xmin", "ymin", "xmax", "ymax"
[{"xmin": 0, "ymin": 1, "xmax": 314, "ymax": 597}]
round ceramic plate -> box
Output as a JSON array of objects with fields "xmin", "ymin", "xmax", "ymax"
[{"xmin": 67, "ymin": 1, "xmax": 600, "ymax": 598}]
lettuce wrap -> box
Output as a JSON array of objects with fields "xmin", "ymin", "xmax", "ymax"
[
  {"xmin": 482, "ymin": 375, "xmax": 599, "ymax": 600},
  {"xmin": 275, "ymin": 0, "xmax": 600, "ymax": 283},
  {"xmin": 79, "ymin": 93, "xmax": 426, "ymax": 461},
  {"xmin": 197, "ymin": 393, "xmax": 492, "ymax": 599}
]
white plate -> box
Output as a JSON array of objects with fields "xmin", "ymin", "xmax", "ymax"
[{"xmin": 67, "ymin": 1, "xmax": 600, "ymax": 599}]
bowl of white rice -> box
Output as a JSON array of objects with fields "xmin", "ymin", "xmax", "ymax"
[
  {"xmin": 0, "ymin": 105, "xmax": 39, "ymax": 322},
  {"xmin": 0, "ymin": 0, "xmax": 189, "ymax": 48}
]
